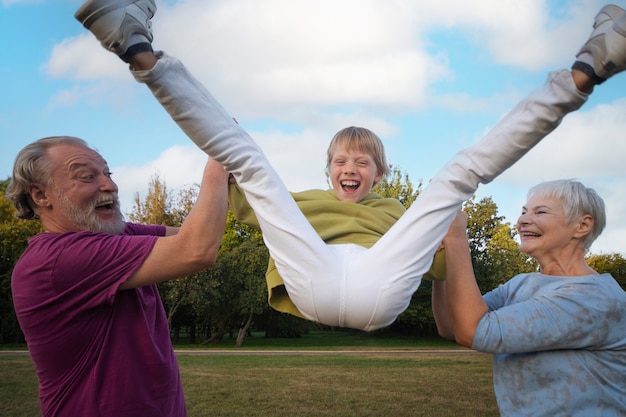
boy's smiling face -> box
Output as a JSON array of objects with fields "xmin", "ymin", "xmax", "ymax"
[{"xmin": 328, "ymin": 144, "xmax": 382, "ymax": 203}]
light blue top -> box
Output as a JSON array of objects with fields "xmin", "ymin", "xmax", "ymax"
[{"xmin": 472, "ymin": 272, "xmax": 626, "ymax": 417}]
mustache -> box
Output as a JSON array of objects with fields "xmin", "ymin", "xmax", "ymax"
[{"xmin": 92, "ymin": 192, "xmax": 121, "ymax": 210}]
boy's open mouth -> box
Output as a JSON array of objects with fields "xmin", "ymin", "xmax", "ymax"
[{"xmin": 341, "ymin": 180, "xmax": 360, "ymax": 191}]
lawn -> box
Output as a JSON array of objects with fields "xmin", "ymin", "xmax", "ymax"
[{"xmin": 0, "ymin": 332, "xmax": 498, "ymax": 417}]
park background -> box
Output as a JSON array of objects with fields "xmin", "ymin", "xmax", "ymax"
[
  {"xmin": 2, "ymin": 1, "xmax": 626, "ymax": 415},
  {"xmin": 3, "ymin": 0, "xmax": 626, "ymax": 254}
]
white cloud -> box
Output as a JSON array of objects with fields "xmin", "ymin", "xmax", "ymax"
[
  {"xmin": 447, "ymin": 1, "xmax": 595, "ymax": 70},
  {"xmin": 45, "ymin": 0, "xmax": 612, "ymax": 120},
  {"xmin": 45, "ymin": 35, "xmax": 128, "ymax": 81},
  {"xmin": 114, "ymin": 145, "xmax": 207, "ymax": 215},
  {"xmin": 114, "ymin": 128, "xmax": 333, "ymax": 216},
  {"xmin": 500, "ymin": 98, "xmax": 626, "ymax": 183},
  {"xmin": 42, "ymin": 0, "xmax": 626, "ymax": 255},
  {"xmin": 482, "ymin": 98, "xmax": 626, "ymax": 254}
]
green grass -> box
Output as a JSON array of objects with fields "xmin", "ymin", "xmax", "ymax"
[
  {"xmin": 0, "ymin": 354, "xmax": 40, "ymax": 417},
  {"xmin": 0, "ymin": 332, "xmax": 498, "ymax": 417},
  {"xmin": 179, "ymin": 353, "xmax": 497, "ymax": 417},
  {"xmin": 174, "ymin": 330, "xmax": 462, "ymax": 350}
]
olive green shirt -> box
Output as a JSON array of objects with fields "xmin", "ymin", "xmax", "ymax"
[{"xmin": 229, "ymin": 185, "xmax": 446, "ymax": 318}]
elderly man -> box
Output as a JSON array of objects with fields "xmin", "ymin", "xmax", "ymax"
[{"xmin": 8, "ymin": 136, "xmax": 228, "ymax": 417}]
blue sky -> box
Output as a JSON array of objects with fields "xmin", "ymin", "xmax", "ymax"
[{"xmin": 2, "ymin": 0, "xmax": 626, "ymax": 254}]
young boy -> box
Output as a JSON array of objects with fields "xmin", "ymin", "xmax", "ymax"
[
  {"xmin": 228, "ymin": 126, "xmax": 447, "ymax": 320},
  {"xmin": 75, "ymin": 0, "xmax": 626, "ymax": 331}
]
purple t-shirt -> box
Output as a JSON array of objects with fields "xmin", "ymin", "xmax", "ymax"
[{"xmin": 11, "ymin": 223, "xmax": 186, "ymax": 417}]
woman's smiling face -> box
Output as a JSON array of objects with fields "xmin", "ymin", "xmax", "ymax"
[{"xmin": 516, "ymin": 194, "xmax": 582, "ymax": 260}]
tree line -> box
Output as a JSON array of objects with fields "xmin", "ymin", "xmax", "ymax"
[{"xmin": 1, "ymin": 169, "xmax": 625, "ymax": 346}]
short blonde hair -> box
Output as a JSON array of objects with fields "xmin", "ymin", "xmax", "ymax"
[{"xmin": 326, "ymin": 127, "xmax": 389, "ymax": 178}]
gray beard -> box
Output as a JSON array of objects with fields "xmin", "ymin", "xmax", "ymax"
[{"xmin": 57, "ymin": 191, "xmax": 126, "ymax": 235}]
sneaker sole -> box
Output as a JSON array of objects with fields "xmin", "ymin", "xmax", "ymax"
[
  {"xmin": 75, "ymin": 0, "xmax": 153, "ymax": 29},
  {"xmin": 581, "ymin": 4, "xmax": 626, "ymax": 79}
]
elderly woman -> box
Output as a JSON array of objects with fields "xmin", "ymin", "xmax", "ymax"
[{"xmin": 432, "ymin": 179, "xmax": 626, "ymax": 416}]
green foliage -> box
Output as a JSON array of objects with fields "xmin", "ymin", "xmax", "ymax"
[
  {"xmin": 463, "ymin": 197, "xmax": 537, "ymax": 291},
  {"xmin": 128, "ymin": 174, "xmax": 198, "ymax": 333},
  {"xmin": 127, "ymin": 174, "xmax": 191, "ymax": 226},
  {"xmin": 196, "ymin": 239, "xmax": 270, "ymax": 343},
  {"xmin": 7, "ymin": 166, "xmax": 626, "ymax": 347},
  {"xmin": 371, "ymin": 166, "xmax": 434, "ymax": 334},
  {"xmin": 372, "ymin": 164, "xmax": 423, "ymax": 208},
  {"xmin": 392, "ymin": 195, "xmax": 537, "ymax": 335},
  {"xmin": 260, "ymin": 309, "xmax": 312, "ymax": 338},
  {"xmin": 586, "ymin": 253, "xmax": 626, "ymax": 290},
  {"xmin": 392, "ymin": 284, "xmax": 438, "ymax": 337},
  {"xmin": 130, "ymin": 177, "xmax": 273, "ymax": 344},
  {"xmin": 0, "ymin": 178, "xmax": 44, "ymax": 343}
]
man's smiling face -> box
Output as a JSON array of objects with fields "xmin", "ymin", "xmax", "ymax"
[{"xmin": 41, "ymin": 143, "xmax": 125, "ymax": 234}]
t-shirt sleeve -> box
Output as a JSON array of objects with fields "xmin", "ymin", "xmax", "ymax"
[
  {"xmin": 124, "ymin": 222, "xmax": 167, "ymax": 237},
  {"xmin": 49, "ymin": 230, "xmax": 160, "ymax": 310},
  {"xmin": 472, "ymin": 276, "xmax": 615, "ymax": 353}
]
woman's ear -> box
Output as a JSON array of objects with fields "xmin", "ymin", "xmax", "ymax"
[{"xmin": 574, "ymin": 214, "xmax": 594, "ymax": 239}]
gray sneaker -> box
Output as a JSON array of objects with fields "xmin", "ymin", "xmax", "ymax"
[
  {"xmin": 75, "ymin": 0, "xmax": 156, "ymax": 56},
  {"xmin": 573, "ymin": 4, "xmax": 626, "ymax": 84}
]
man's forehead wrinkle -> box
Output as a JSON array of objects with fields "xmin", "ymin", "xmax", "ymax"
[{"xmin": 63, "ymin": 151, "xmax": 107, "ymax": 172}]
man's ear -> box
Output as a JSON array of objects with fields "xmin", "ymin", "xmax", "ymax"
[{"xmin": 29, "ymin": 183, "xmax": 51, "ymax": 208}]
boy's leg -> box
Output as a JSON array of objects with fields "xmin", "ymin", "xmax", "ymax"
[
  {"xmin": 348, "ymin": 4, "xmax": 626, "ymax": 330},
  {"xmin": 134, "ymin": 54, "xmax": 349, "ymax": 323},
  {"xmin": 356, "ymin": 70, "xmax": 587, "ymax": 324},
  {"xmin": 75, "ymin": 0, "xmax": 341, "ymax": 324},
  {"xmin": 76, "ymin": 2, "xmax": 626, "ymax": 330}
]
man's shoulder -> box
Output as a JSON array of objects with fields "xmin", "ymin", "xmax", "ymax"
[{"xmin": 25, "ymin": 223, "xmax": 162, "ymax": 249}]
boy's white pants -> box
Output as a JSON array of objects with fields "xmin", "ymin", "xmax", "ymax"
[{"xmin": 133, "ymin": 53, "xmax": 587, "ymax": 331}]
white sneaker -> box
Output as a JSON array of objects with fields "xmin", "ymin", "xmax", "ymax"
[
  {"xmin": 574, "ymin": 4, "xmax": 626, "ymax": 84},
  {"xmin": 75, "ymin": 0, "xmax": 156, "ymax": 57}
]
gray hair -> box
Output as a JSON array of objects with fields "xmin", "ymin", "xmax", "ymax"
[
  {"xmin": 526, "ymin": 179, "xmax": 606, "ymax": 250},
  {"xmin": 6, "ymin": 136, "xmax": 90, "ymax": 220}
]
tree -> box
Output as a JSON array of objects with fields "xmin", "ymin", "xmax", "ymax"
[
  {"xmin": 372, "ymin": 164, "xmax": 422, "ymax": 208},
  {"xmin": 388, "ymin": 189, "xmax": 537, "ymax": 336},
  {"xmin": 586, "ymin": 253, "xmax": 626, "ymax": 290},
  {"xmin": 128, "ymin": 174, "xmax": 205, "ymax": 330},
  {"xmin": 128, "ymin": 173, "xmax": 183, "ymax": 226},
  {"xmin": 0, "ymin": 178, "xmax": 44, "ymax": 343},
  {"xmin": 463, "ymin": 196, "xmax": 537, "ymax": 291},
  {"xmin": 220, "ymin": 238, "xmax": 269, "ymax": 346},
  {"xmin": 191, "ymin": 212, "xmax": 270, "ymax": 345},
  {"xmin": 372, "ymin": 166, "xmax": 437, "ymax": 335},
  {"xmin": 129, "ymin": 175, "xmax": 274, "ymax": 345}
]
